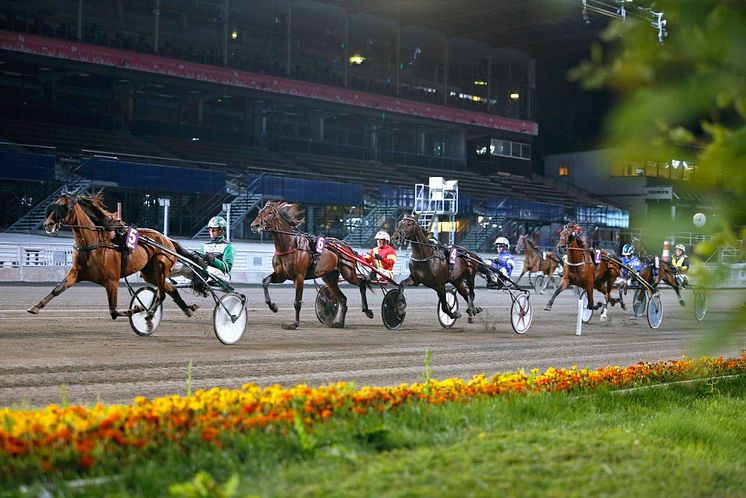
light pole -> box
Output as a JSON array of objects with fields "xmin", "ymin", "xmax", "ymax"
[
  {"xmin": 222, "ymin": 203, "xmax": 231, "ymax": 240},
  {"xmin": 158, "ymin": 198, "xmax": 170, "ymax": 236}
]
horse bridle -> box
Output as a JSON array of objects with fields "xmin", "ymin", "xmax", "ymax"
[{"xmin": 393, "ymin": 217, "xmax": 447, "ymax": 262}]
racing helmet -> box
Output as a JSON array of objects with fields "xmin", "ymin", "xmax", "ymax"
[
  {"xmin": 494, "ymin": 236, "xmax": 510, "ymax": 248},
  {"xmin": 674, "ymin": 243, "xmax": 686, "ymax": 253},
  {"xmin": 621, "ymin": 243, "xmax": 634, "ymax": 256},
  {"xmin": 374, "ymin": 230, "xmax": 391, "ymax": 242},
  {"xmin": 208, "ymin": 216, "xmax": 227, "ymax": 230}
]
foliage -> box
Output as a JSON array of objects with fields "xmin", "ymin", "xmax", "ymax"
[{"xmin": 570, "ymin": 0, "xmax": 746, "ymax": 332}]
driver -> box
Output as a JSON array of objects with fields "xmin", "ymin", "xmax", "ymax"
[
  {"xmin": 201, "ymin": 216, "xmax": 235, "ymax": 281},
  {"xmin": 365, "ymin": 230, "xmax": 397, "ymax": 280},
  {"xmin": 671, "ymin": 243, "xmax": 689, "ymax": 286},
  {"xmin": 616, "ymin": 243, "xmax": 642, "ymax": 286},
  {"xmin": 488, "ymin": 237, "xmax": 514, "ymax": 287},
  {"xmin": 170, "ymin": 216, "xmax": 235, "ymax": 292}
]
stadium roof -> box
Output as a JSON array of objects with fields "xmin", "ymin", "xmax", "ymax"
[{"xmin": 312, "ymin": 0, "xmax": 613, "ymax": 58}]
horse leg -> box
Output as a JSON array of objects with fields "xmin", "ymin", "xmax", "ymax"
[
  {"xmin": 163, "ymin": 281, "xmax": 199, "ymax": 317},
  {"xmin": 282, "ymin": 276, "xmax": 305, "ymax": 330},
  {"xmin": 323, "ymin": 272, "xmax": 348, "ymax": 328},
  {"xmin": 262, "ymin": 272, "xmax": 285, "ymax": 313},
  {"xmin": 358, "ymin": 281, "xmax": 374, "ymax": 319},
  {"xmin": 544, "ymin": 278, "xmax": 569, "ymax": 311},
  {"xmin": 438, "ymin": 286, "xmax": 461, "ymax": 320},
  {"xmin": 454, "ymin": 280, "xmax": 474, "ymax": 323},
  {"xmin": 27, "ymin": 269, "xmax": 79, "ymax": 314}
]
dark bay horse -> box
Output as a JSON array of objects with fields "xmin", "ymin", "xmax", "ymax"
[
  {"xmin": 391, "ymin": 214, "xmax": 487, "ymax": 323},
  {"xmin": 250, "ymin": 201, "xmax": 373, "ymax": 330},
  {"xmin": 28, "ymin": 193, "xmax": 198, "ymax": 324},
  {"xmin": 515, "ymin": 234, "xmax": 561, "ymax": 294},
  {"xmin": 544, "ymin": 223, "xmax": 620, "ymax": 321}
]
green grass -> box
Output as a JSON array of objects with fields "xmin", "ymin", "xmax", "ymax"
[{"xmin": 2, "ymin": 376, "xmax": 745, "ymax": 497}]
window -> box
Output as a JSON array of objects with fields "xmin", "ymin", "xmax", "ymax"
[
  {"xmin": 489, "ymin": 138, "xmax": 531, "ymax": 161},
  {"xmin": 558, "ymin": 164, "xmax": 569, "ymax": 177}
]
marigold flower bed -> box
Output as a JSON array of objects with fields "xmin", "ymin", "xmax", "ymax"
[{"xmin": 1, "ymin": 354, "xmax": 744, "ymax": 473}]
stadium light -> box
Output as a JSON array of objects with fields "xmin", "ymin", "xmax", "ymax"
[
  {"xmin": 510, "ymin": 92, "xmax": 520, "ymax": 100},
  {"xmin": 349, "ymin": 54, "xmax": 366, "ymax": 64}
]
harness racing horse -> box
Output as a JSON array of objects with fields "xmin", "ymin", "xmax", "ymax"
[
  {"xmin": 544, "ymin": 223, "xmax": 621, "ymax": 321},
  {"xmin": 392, "ymin": 214, "xmax": 487, "ymax": 323},
  {"xmin": 515, "ymin": 234, "xmax": 561, "ymax": 294},
  {"xmin": 27, "ymin": 193, "xmax": 198, "ymax": 325},
  {"xmin": 250, "ymin": 201, "xmax": 373, "ymax": 330},
  {"xmin": 631, "ymin": 257, "xmax": 686, "ymax": 306}
]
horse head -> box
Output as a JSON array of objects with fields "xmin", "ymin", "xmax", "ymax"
[
  {"xmin": 516, "ymin": 235, "xmax": 526, "ymax": 252},
  {"xmin": 391, "ymin": 214, "xmax": 419, "ymax": 248},
  {"xmin": 557, "ymin": 223, "xmax": 584, "ymax": 251},
  {"xmin": 43, "ymin": 193, "xmax": 76, "ymax": 234},
  {"xmin": 250, "ymin": 200, "xmax": 303, "ymax": 233}
]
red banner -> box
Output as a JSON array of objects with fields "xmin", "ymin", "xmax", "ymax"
[{"xmin": 0, "ymin": 30, "xmax": 537, "ymax": 135}]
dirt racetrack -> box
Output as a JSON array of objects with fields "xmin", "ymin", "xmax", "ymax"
[{"xmin": 1, "ymin": 282, "xmax": 744, "ymax": 408}]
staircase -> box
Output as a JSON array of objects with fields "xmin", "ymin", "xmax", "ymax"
[
  {"xmin": 343, "ymin": 206, "xmax": 402, "ymax": 247},
  {"xmin": 6, "ymin": 180, "xmax": 93, "ymax": 233},
  {"xmin": 459, "ymin": 218, "xmax": 504, "ymax": 252},
  {"xmin": 192, "ymin": 175, "xmax": 265, "ymax": 239}
]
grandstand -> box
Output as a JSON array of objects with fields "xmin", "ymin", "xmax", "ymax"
[{"xmin": 1, "ymin": 0, "xmax": 628, "ymax": 251}]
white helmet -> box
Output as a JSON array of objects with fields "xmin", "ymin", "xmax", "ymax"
[
  {"xmin": 375, "ymin": 230, "xmax": 391, "ymax": 242},
  {"xmin": 208, "ymin": 216, "xmax": 227, "ymax": 230},
  {"xmin": 675, "ymin": 243, "xmax": 686, "ymax": 253},
  {"xmin": 494, "ymin": 237, "xmax": 509, "ymax": 247}
]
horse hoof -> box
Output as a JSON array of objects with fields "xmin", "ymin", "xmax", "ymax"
[
  {"xmin": 281, "ymin": 322, "xmax": 298, "ymax": 330},
  {"xmin": 679, "ymin": 300, "xmax": 686, "ymax": 306},
  {"xmin": 329, "ymin": 322, "xmax": 345, "ymax": 329},
  {"xmin": 468, "ymin": 316, "xmax": 474, "ymax": 324},
  {"xmin": 453, "ymin": 311, "xmax": 462, "ymax": 319},
  {"xmin": 268, "ymin": 303, "xmax": 278, "ymax": 313},
  {"xmin": 364, "ymin": 309, "xmax": 374, "ymax": 319},
  {"xmin": 543, "ymin": 305, "xmax": 552, "ymax": 311},
  {"xmin": 27, "ymin": 307, "xmax": 39, "ymax": 314}
]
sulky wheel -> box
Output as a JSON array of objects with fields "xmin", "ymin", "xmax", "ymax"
[
  {"xmin": 381, "ymin": 288, "xmax": 406, "ymax": 330},
  {"xmin": 213, "ymin": 293, "xmax": 247, "ymax": 345},
  {"xmin": 437, "ymin": 288, "xmax": 459, "ymax": 329},
  {"xmin": 632, "ymin": 288, "xmax": 647, "ymax": 317},
  {"xmin": 511, "ymin": 293, "xmax": 533, "ymax": 334},
  {"xmin": 646, "ymin": 293, "xmax": 664, "ymax": 329},
  {"xmin": 533, "ymin": 274, "xmax": 545, "ymax": 294},
  {"xmin": 579, "ymin": 291, "xmax": 593, "ymax": 324},
  {"xmin": 314, "ymin": 285, "xmax": 339, "ymax": 325},
  {"xmin": 693, "ymin": 288, "xmax": 707, "ymax": 321},
  {"xmin": 129, "ymin": 286, "xmax": 163, "ymax": 337}
]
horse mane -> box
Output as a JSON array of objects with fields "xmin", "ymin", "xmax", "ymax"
[
  {"xmin": 76, "ymin": 193, "xmax": 126, "ymax": 230},
  {"xmin": 274, "ymin": 201, "xmax": 305, "ymax": 228}
]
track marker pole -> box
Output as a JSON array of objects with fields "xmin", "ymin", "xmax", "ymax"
[{"xmin": 576, "ymin": 295, "xmax": 583, "ymax": 336}]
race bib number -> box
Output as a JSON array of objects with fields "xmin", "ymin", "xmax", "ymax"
[
  {"xmin": 315, "ymin": 236, "xmax": 326, "ymax": 254},
  {"xmin": 125, "ymin": 227, "xmax": 139, "ymax": 251},
  {"xmin": 654, "ymin": 256, "xmax": 660, "ymax": 269},
  {"xmin": 449, "ymin": 247, "xmax": 458, "ymax": 265},
  {"xmin": 594, "ymin": 250, "xmax": 601, "ymax": 264}
]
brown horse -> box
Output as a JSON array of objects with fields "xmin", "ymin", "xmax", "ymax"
[
  {"xmin": 544, "ymin": 223, "xmax": 621, "ymax": 320},
  {"xmin": 634, "ymin": 257, "xmax": 686, "ymax": 306},
  {"xmin": 391, "ymin": 214, "xmax": 487, "ymax": 323},
  {"xmin": 250, "ymin": 201, "xmax": 373, "ymax": 330},
  {"xmin": 27, "ymin": 193, "xmax": 198, "ymax": 325},
  {"xmin": 515, "ymin": 234, "xmax": 561, "ymax": 294}
]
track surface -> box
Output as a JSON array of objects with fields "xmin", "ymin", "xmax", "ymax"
[{"xmin": 1, "ymin": 283, "xmax": 743, "ymax": 408}]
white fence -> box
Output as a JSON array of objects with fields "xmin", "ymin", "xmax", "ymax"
[{"xmin": 1, "ymin": 241, "xmax": 743, "ymax": 287}]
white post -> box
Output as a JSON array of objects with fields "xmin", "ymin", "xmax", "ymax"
[
  {"xmin": 158, "ymin": 198, "xmax": 170, "ymax": 236},
  {"xmin": 576, "ymin": 295, "xmax": 583, "ymax": 336},
  {"xmin": 222, "ymin": 203, "xmax": 231, "ymax": 241}
]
